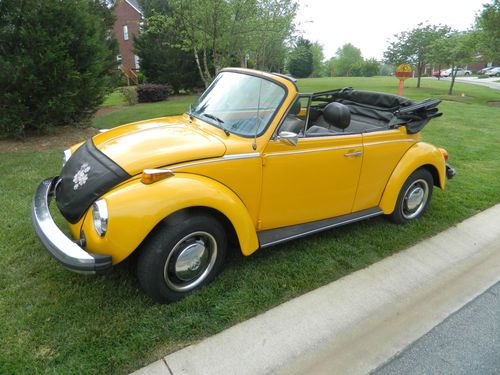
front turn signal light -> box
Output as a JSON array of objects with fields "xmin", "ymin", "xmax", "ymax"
[
  {"xmin": 438, "ymin": 148, "xmax": 449, "ymax": 161},
  {"xmin": 141, "ymin": 169, "xmax": 174, "ymax": 185}
]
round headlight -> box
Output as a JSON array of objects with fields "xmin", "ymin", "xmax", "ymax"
[{"xmin": 92, "ymin": 199, "xmax": 108, "ymax": 237}]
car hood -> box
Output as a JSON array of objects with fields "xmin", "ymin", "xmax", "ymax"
[
  {"xmin": 92, "ymin": 116, "xmax": 227, "ymax": 175},
  {"xmin": 55, "ymin": 116, "xmax": 226, "ymax": 223}
]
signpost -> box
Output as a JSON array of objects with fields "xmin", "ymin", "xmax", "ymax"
[{"xmin": 395, "ymin": 64, "xmax": 412, "ymax": 96}]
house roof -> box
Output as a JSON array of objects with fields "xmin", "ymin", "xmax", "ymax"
[{"xmin": 125, "ymin": 0, "xmax": 143, "ymax": 15}]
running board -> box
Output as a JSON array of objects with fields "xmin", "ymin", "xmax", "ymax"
[{"xmin": 258, "ymin": 207, "xmax": 383, "ymax": 248}]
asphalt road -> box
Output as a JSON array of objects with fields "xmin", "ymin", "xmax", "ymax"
[{"xmin": 374, "ymin": 281, "xmax": 500, "ymax": 375}]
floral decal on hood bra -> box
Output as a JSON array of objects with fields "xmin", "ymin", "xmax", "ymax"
[{"xmin": 73, "ymin": 163, "xmax": 91, "ymax": 190}]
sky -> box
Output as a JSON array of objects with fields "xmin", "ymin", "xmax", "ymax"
[{"xmin": 297, "ymin": 0, "xmax": 488, "ymax": 60}]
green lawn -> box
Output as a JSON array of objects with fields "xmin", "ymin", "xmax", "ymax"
[
  {"xmin": 93, "ymin": 93, "xmax": 197, "ymax": 129},
  {"xmin": 1, "ymin": 77, "xmax": 499, "ymax": 374},
  {"xmin": 102, "ymin": 89, "xmax": 128, "ymax": 107}
]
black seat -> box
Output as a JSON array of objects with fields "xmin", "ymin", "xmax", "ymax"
[
  {"xmin": 316, "ymin": 102, "xmax": 351, "ymax": 131},
  {"xmin": 280, "ymin": 99, "xmax": 305, "ymax": 134}
]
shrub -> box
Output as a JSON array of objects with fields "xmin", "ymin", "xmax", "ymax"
[
  {"xmin": 137, "ymin": 84, "xmax": 171, "ymax": 103},
  {"xmin": 136, "ymin": 72, "xmax": 146, "ymax": 84},
  {"xmin": 119, "ymin": 87, "xmax": 138, "ymax": 106},
  {"xmin": 0, "ymin": 0, "xmax": 117, "ymax": 138}
]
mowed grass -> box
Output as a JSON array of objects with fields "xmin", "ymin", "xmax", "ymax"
[
  {"xmin": 1, "ymin": 77, "xmax": 499, "ymax": 374},
  {"xmin": 93, "ymin": 92, "xmax": 197, "ymax": 129}
]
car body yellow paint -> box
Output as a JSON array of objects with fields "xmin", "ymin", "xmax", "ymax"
[
  {"xmin": 62, "ymin": 68, "xmax": 448, "ymax": 266},
  {"xmin": 78, "ymin": 173, "xmax": 260, "ymax": 263},
  {"xmin": 379, "ymin": 142, "xmax": 446, "ymax": 214}
]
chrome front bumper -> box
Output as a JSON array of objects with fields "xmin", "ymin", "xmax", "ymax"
[{"xmin": 31, "ymin": 177, "xmax": 112, "ymax": 274}]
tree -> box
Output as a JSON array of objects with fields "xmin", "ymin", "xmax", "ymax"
[
  {"xmin": 362, "ymin": 58, "xmax": 380, "ymax": 77},
  {"xmin": 287, "ymin": 37, "xmax": 313, "ymax": 78},
  {"xmin": 384, "ymin": 24, "xmax": 450, "ymax": 88},
  {"xmin": 330, "ymin": 43, "xmax": 363, "ymax": 76},
  {"xmin": 310, "ymin": 42, "xmax": 325, "ymax": 77},
  {"xmin": 0, "ymin": 0, "xmax": 117, "ymax": 137},
  {"xmin": 430, "ymin": 31, "xmax": 476, "ymax": 95},
  {"xmin": 134, "ymin": 14, "xmax": 202, "ymax": 92},
  {"xmin": 164, "ymin": 0, "xmax": 297, "ymax": 87},
  {"xmin": 241, "ymin": 0, "xmax": 297, "ymax": 72},
  {"xmin": 138, "ymin": 0, "xmax": 172, "ymax": 16},
  {"xmin": 474, "ymin": 0, "xmax": 500, "ymax": 63}
]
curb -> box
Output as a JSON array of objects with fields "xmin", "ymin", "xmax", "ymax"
[{"xmin": 132, "ymin": 205, "xmax": 500, "ymax": 375}]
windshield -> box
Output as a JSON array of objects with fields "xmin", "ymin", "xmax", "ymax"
[{"xmin": 190, "ymin": 71, "xmax": 286, "ymax": 137}]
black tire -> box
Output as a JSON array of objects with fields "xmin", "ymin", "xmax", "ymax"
[
  {"xmin": 465, "ymin": 72, "xmax": 470, "ymax": 76},
  {"xmin": 137, "ymin": 214, "xmax": 227, "ymax": 303},
  {"xmin": 388, "ymin": 168, "xmax": 434, "ymax": 224}
]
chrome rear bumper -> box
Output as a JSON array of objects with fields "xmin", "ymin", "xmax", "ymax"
[
  {"xmin": 446, "ymin": 163, "xmax": 456, "ymax": 179},
  {"xmin": 31, "ymin": 177, "xmax": 112, "ymax": 274}
]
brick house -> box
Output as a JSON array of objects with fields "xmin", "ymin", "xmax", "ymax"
[{"xmin": 113, "ymin": 0, "xmax": 142, "ymax": 72}]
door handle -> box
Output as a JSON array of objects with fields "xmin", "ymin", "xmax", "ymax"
[{"xmin": 344, "ymin": 151, "xmax": 363, "ymax": 157}]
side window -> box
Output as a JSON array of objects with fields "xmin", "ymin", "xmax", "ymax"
[
  {"xmin": 297, "ymin": 97, "xmax": 310, "ymax": 122},
  {"xmin": 277, "ymin": 95, "xmax": 311, "ymax": 137},
  {"xmin": 123, "ymin": 25, "xmax": 129, "ymax": 41}
]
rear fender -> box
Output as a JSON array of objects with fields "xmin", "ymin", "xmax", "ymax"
[{"xmin": 379, "ymin": 142, "xmax": 446, "ymax": 215}]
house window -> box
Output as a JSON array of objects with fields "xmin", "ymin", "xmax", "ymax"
[
  {"xmin": 116, "ymin": 54, "xmax": 122, "ymax": 68},
  {"xmin": 134, "ymin": 55, "xmax": 140, "ymax": 70},
  {"xmin": 123, "ymin": 25, "xmax": 129, "ymax": 41}
]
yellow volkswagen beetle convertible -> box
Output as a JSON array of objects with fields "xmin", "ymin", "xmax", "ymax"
[{"xmin": 32, "ymin": 68, "xmax": 455, "ymax": 303}]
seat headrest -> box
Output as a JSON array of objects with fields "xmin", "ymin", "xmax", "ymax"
[
  {"xmin": 289, "ymin": 99, "xmax": 301, "ymax": 115},
  {"xmin": 280, "ymin": 117, "xmax": 304, "ymax": 134},
  {"xmin": 323, "ymin": 102, "xmax": 351, "ymax": 130}
]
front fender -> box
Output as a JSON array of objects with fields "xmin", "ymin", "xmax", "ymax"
[
  {"xmin": 81, "ymin": 173, "xmax": 259, "ymax": 264},
  {"xmin": 379, "ymin": 142, "xmax": 446, "ymax": 215}
]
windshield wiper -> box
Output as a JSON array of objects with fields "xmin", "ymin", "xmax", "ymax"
[{"xmin": 203, "ymin": 113, "xmax": 230, "ymax": 135}]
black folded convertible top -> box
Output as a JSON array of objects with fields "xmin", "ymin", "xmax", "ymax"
[{"xmin": 312, "ymin": 88, "xmax": 442, "ymax": 134}]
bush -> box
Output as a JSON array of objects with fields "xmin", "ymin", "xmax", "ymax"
[
  {"xmin": 0, "ymin": 0, "xmax": 117, "ymax": 138},
  {"xmin": 136, "ymin": 71, "xmax": 146, "ymax": 84},
  {"xmin": 137, "ymin": 84, "xmax": 171, "ymax": 103},
  {"xmin": 119, "ymin": 87, "xmax": 138, "ymax": 106}
]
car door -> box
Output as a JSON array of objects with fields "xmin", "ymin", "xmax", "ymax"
[
  {"xmin": 259, "ymin": 122, "xmax": 363, "ymax": 231},
  {"xmin": 352, "ymin": 128, "xmax": 418, "ymax": 212}
]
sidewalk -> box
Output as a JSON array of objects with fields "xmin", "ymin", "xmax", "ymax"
[{"xmin": 133, "ymin": 205, "xmax": 500, "ymax": 375}]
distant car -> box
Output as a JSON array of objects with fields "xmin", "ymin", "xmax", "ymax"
[
  {"xmin": 440, "ymin": 68, "xmax": 472, "ymax": 77},
  {"xmin": 432, "ymin": 70, "xmax": 442, "ymax": 78},
  {"xmin": 486, "ymin": 67, "xmax": 500, "ymax": 77},
  {"xmin": 479, "ymin": 66, "xmax": 495, "ymax": 75}
]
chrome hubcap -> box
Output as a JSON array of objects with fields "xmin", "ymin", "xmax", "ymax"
[
  {"xmin": 175, "ymin": 240, "xmax": 209, "ymax": 281},
  {"xmin": 164, "ymin": 231, "xmax": 217, "ymax": 292},
  {"xmin": 402, "ymin": 179, "xmax": 429, "ymax": 220}
]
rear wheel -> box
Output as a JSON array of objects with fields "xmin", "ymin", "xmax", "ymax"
[
  {"xmin": 389, "ymin": 169, "xmax": 434, "ymax": 224},
  {"xmin": 137, "ymin": 214, "xmax": 227, "ymax": 303}
]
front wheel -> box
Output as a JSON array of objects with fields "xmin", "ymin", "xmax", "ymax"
[
  {"xmin": 389, "ymin": 169, "xmax": 434, "ymax": 224},
  {"xmin": 137, "ymin": 214, "xmax": 227, "ymax": 303}
]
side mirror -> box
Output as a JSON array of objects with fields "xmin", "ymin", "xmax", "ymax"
[{"xmin": 278, "ymin": 131, "xmax": 299, "ymax": 146}]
